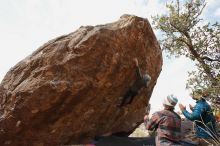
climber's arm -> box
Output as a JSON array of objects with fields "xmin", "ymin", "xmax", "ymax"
[{"xmin": 133, "ymin": 58, "xmax": 142, "ymax": 79}]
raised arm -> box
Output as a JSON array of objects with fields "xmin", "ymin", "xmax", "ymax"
[
  {"xmin": 189, "ymin": 104, "xmax": 194, "ymax": 111},
  {"xmin": 181, "ymin": 104, "xmax": 203, "ymax": 121},
  {"xmin": 133, "ymin": 58, "xmax": 142, "ymax": 79}
]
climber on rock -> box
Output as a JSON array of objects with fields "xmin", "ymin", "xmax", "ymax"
[{"xmin": 117, "ymin": 58, "xmax": 151, "ymax": 107}]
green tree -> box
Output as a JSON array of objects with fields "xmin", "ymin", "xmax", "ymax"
[{"xmin": 152, "ymin": 0, "xmax": 220, "ymax": 104}]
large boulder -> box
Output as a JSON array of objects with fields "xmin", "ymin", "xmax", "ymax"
[{"xmin": 0, "ymin": 14, "xmax": 162, "ymax": 146}]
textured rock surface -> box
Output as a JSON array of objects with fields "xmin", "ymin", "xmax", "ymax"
[{"xmin": 0, "ymin": 14, "xmax": 162, "ymax": 145}]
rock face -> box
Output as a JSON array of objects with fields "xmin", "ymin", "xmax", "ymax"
[{"xmin": 0, "ymin": 14, "xmax": 162, "ymax": 145}]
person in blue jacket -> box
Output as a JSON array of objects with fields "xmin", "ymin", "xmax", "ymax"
[{"xmin": 179, "ymin": 89, "xmax": 217, "ymax": 146}]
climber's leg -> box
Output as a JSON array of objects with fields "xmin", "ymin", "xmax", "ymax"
[
  {"xmin": 118, "ymin": 90, "xmax": 137, "ymax": 107},
  {"xmin": 125, "ymin": 90, "xmax": 138, "ymax": 105},
  {"xmin": 117, "ymin": 90, "xmax": 132, "ymax": 107}
]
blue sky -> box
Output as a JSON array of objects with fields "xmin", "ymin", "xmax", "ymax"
[{"xmin": 0, "ymin": 0, "xmax": 220, "ymax": 112}]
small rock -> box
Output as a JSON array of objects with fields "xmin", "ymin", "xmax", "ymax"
[
  {"xmin": 16, "ymin": 120, "xmax": 21, "ymax": 127},
  {"xmin": 50, "ymin": 129, "xmax": 56, "ymax": 134},
  {"xmin": 4, "ymin": 140, "xmax": 11, "ymax": 145},
  {"xmin": 31, "ymin": 109, "xmax": 39, "ymax": 114}
]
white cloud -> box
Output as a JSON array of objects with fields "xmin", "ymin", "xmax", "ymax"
[
  {"xmin": 205, "ymin": 0, "xmax": 219, "ymax": 9},
  {"xmin": 202, "ymin": 0, "xmax": 220, "ymax": 20},
  {"xmin": 214, "ymin": 8, "xmax": 220, "ymax": 16},
  {"xmin": 150, "ymin": 56, "xmax": 195, "ymax": 113}
]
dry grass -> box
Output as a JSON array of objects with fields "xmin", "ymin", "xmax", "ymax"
[{"xmin": 193, "ymin": 115, "xmax": 220, "ymax": 146}]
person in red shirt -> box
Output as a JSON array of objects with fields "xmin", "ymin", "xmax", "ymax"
[{"xmin": 144, "ymin": 95, "xmax": 181, "ymax": 146}]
